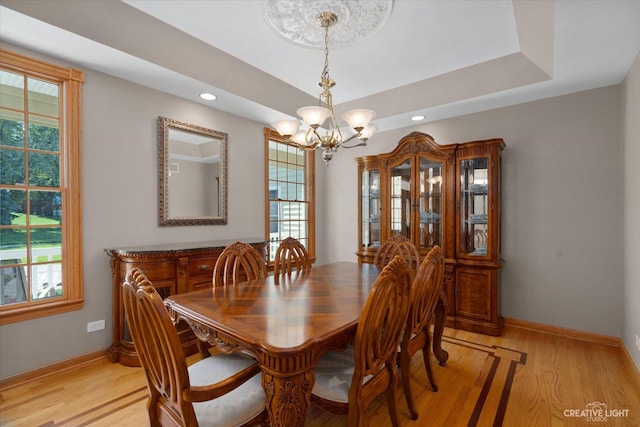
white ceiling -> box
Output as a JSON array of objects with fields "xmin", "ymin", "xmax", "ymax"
[{"xmin": 1, "ymin": 0, "xmax": 638, "ymax": 134}]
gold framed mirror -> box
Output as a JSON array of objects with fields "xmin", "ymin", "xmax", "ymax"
[{"xmin": 158, "ymin": 117, "xmax": 227, "ymax": 226}]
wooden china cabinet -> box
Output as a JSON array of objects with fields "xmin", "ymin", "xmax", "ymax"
[{"xmin": 357, "ymin": 132, "xmax": 505, "ymax": 335}]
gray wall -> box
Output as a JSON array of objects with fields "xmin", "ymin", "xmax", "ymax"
[
  {"xmin": 0, "ymin": 43, "xmax": 638, "ymax": 379},
  {"xmin": 0, "ymin": 44, "xmax": 267, "ymax": 379},
  {"xmin": 320, "ymin": 86, "xmax": 625, "ymax": 338},
  {"xmin": 168, "ymin": 159, "xmax": 218, "ymax": 217},
  {"xmin": 622, "ymin": 53, "xmax": 640, "ymax": 369}
]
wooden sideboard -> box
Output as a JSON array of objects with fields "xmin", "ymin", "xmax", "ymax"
[{"xmin": 105, "ymin": 239, "xmax": 267, "ymax": 366}]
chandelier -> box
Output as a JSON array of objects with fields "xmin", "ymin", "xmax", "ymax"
[{"xmin": 271, "ymin": 11, "xmax": 377, "ymax": 165}]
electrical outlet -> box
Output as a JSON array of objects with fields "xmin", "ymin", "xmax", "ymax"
[
  {"xmin": 87, "ymin": 319, "xmax": 105, "ymax": 333},
  {"xmin": 635, "ymin": 334, "xmax": 640, "ymax": 352}
]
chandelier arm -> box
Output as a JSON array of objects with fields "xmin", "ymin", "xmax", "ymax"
[
  {"xmin": 341, "ymin": 132, "xmax": 366, "ymax": 145},
  {"xmin": 311, "ymin": 127, "xmax": 325, "ymax": 143},
  {"xmin": 296, "ymin": 129, "xmax": 321, "ymax": 150},
  {"xmin": 341, "ymin": 141, "xmax": 367, "ymax": 149},
  {"xmin": 341, "ymin": 141, "xmax": 368, "ymax": 149},
  {"xmin": 292, "ymin": 142, "xmax": 320, "ymax": 151},
  {"xmin": 329, "ymin": 117, "xmax": 343, "ymax": 144}
]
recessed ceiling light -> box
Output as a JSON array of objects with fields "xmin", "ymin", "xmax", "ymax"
[
  {"xmin": 411, "ymin": 115, "xmax": 425, "ymax": 121},
  {"xmin": 200, "ymin": 93, "xmax": 217, "ymax": 101}
]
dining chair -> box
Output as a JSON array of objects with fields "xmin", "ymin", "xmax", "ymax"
[
  {"xmin": 273, "ymin": 237, "xmax": 311, "ymax": 277},
  {"xmin": 311, "ymin": 256, "xmax": 412, "ymax": 427},
  {"xmin": 399, "ymin": 245, "xmax": 445, "ymax": 420},
  {"xmin": 212, "ymin": 241, "xmax": 268, "ymax": 286},
  {"xmin": 122, "ymin": 268, "xmax": 266, "ymax": 427},
  {"xmin": 207, "ymin": 241, "xmax": 268, "ymax": 358},
  {"xmin": 373, "ymin": 235, "xmax": 421, "ymax": 272}
]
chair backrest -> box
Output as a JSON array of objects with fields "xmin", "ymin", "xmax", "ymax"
[
  {"xmin": 474, "ymin": 229, "xmax": 487, "ymax": 249},
  {"xmin": 373, "ymin": 235, "xmax": 421, "ymax": 272},
  {"xmin": 122, "ymin": 268, "xmax": 196, "ymax": 426},
  {"xmin": 212, "ymin": 241, "xmax": 267, "ymax": 286},
  {"xmin": 350, "ymin": 255, "xmax": 412, "ymax": 408},
  {"xmin": 273, "ymin": 237, "xmax": 311, "ymax": 276},
  {"xmin": 404, "ymin": 245, "xmax": 445, "ymax": 343}
]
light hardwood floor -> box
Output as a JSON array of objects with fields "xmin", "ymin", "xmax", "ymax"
[{"xmin": 1, "ymin": 324, "xmax": 639, "ymax": 426}]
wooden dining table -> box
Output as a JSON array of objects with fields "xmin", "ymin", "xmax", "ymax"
[{"xmin": 164, "ymin": 262, "xmax": 448, "ymax": 427}]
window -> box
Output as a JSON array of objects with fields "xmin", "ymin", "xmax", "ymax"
[
  {"xmin": 0, "ymin": 50, "xmax": 84, "ymax": 324},
  {"xmin": 264, "ymin": 128, "xmax": 315, "ymax": 263}
]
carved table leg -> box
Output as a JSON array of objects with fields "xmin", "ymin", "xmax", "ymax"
[
  {"xmin": 432, "ymin": 291, "xmax": 449, "ymax": 366},
  {"xmin": 262, "ymin": 367, "xmax": 315, "ymax": 427},
  {"xmin": 173, "ymin": 315, "xmax": 316, "ymax": 426}
]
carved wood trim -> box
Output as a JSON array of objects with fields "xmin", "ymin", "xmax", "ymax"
[
  {"xmin": 263, "ymin": 369, "xmax": 314, "ymax": 427},
  {"xmin": 171, "ymin": 315, "xmax": 256, "ymax": 357}
]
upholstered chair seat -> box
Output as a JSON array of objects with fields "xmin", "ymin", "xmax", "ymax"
[
  {"xmin": 312, "ymin": 346, "xmax": 372, "ymax": 404},
  {"xmin": 188, "ymin": 354, "xmax": 265, "ymax": 426}
]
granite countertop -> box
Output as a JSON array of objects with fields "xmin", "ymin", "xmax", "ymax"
[{"xmin": 104, "ymin": 238, "xmax": 266, "ymax": 255}]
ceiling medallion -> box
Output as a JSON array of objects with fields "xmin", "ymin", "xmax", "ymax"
[{"xmin": 262, "ymin": 0, "xmax": 393, "ymax": 49}]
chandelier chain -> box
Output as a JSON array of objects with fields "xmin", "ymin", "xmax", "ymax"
[{"xmin": 322, "ymin": 23, "xmax": 330, "ymax": 85}]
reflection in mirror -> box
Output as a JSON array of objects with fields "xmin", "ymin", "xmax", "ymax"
[
  {"xmin": 460, "ymin": 158, "xmax": 488, "ymax": 255},
  {"xmin": 168, "ymin": 128, "xmax": 221, "ymax": 217},
  {"xmin": 158, "ymin": 117, "xmax": 227, "ymax": 226},
  {"xmin": 391, "ymin": 159, "xmax": 412, "ymax": 239}
]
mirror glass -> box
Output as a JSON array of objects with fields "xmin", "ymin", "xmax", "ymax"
[{"xmin": 158, "ymin": 117, "xmax": 227, "ymax": 226}]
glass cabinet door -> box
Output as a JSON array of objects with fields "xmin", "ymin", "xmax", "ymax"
[
  {"xmin": 460, "ymin": 157, "xmax": 489, "ymax": 256},
  {"xmin": 390, "ymin": 159, "xmax": 412, "ymax": 239},
  {"xmin": 361, "ymin": 170, "xmax": 380, "ymax": 249},
  {"xmin": 418, "ymin": 156, "xmax": 443, "ymax": 250}
]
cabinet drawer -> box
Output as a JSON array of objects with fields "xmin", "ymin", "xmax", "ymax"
[
  {"xmin": 188, "ymin": 256, "xmax": 216, "ymax": 278},
  {"xmin": 120, "ymin": 260, "xmax": 176, "ymax": 282},
  {"xmin": 189, "ymin": 277, "xmax": 213, "ymax": 291}
]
